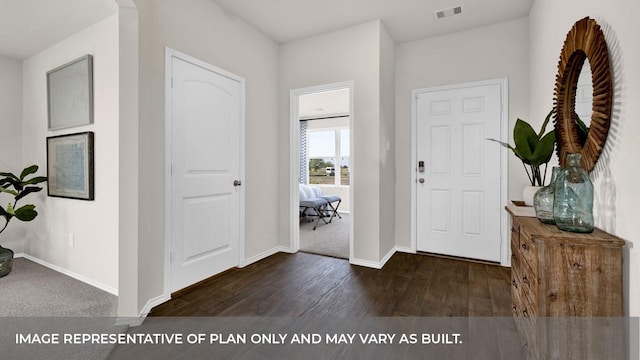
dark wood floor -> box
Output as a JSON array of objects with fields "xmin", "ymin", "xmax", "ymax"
[{"xmin": 151, "ymin": 251, "xmax": 511, "ymax": 317}]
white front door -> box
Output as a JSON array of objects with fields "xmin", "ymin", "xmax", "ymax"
[
  {"xmin": 169, "ymin": 51, "xmax": 243, "ymax": 292},
  {"xmin": 416, "ymin": 82, "xmax": 502, "ymax": 262}
]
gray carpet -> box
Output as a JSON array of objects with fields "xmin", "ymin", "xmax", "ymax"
[
  {"xmin": 0, "ymin": 258, "xmax": 117, "ymax": 317},
  {"xmin": 0, "ymin": 258, "xmax": 124, "ymax": 360},
  {"xmin": 299, "ymin": 213, "xmax": 349, "ymax": 259}
]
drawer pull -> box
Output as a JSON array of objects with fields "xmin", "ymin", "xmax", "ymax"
[
  {"xmin": 522, "ymin": 309, "xmax": 530, "ymax": 317},
  {"xmin": 512, "ymin": 279, "xmax": 518, "ymax": 289},
  {"xmin": 522, "ymin": 276, "xmax": 530, "ymax": 285},
  {"xmin": 522, "ymin": 243, "xmax": 529, "ymax": 251}
]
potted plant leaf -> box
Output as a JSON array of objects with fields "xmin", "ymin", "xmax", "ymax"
[
  {"xmin": 488, "ymin": 110, "xmax": 556, "ymax": 205},
  {"xmin": 0, "ymin": 165, "xmax": 47, "ymax": 277}
]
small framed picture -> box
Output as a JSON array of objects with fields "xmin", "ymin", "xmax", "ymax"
[
  {"xmin": 46, "ymin": 132, "xmax": 94, "ymax": 200},
  {"xmin": 47, "ymin": 54, "xmax": 94, "ymax": 130}
]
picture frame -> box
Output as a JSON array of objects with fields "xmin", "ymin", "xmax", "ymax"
[
  {"xmin": 47, "ymin": 54, "xmax": 94, "ymax": 130},
  {"xmin": 46, "ymin": 132, "xmax": 95, "ymax": 200}
]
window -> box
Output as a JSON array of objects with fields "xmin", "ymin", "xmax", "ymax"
[{"xmin": 307, "ymin": 127, "xmax": 350, "ymax": 186}]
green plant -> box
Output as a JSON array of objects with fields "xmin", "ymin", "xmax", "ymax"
[
  {"xmin": 489, "ymin": 110, "xmax": 556, "ymax": 186},
  {"xmin": 0, "ymin": 165, "xmax": 47, "ymax": 237}
]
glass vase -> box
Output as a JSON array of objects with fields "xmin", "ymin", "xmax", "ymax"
[
  {"xmin": 534, "ymin": 167, "xmax": 560, "ymax": 224},
  {"xmin": 0, "ymin": 246, "xmax": 14, "ymax": 278},
  {"xmin": 553, "ymin": 153, "xmax": 594, "ymax": 233}
]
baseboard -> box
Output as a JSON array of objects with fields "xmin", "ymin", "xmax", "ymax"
[
  {"xmin": 350, "ymin": 247, "xmax": 395, "ymax": 269},
  {"xmin": 112, "ymin": 293, "xmax": 170, "ymax": 327},
  {"xmin": 139, "ymin": 293, "xmax": 170, "ymax": 318},
  {"xmin": 349, "ymin": 257, "xmax": 383, "ymax": 269},
  {"xmin": 394, "ymin": 246, "xmax": 415, "ymax": 254},
  {"xmin": 15, "ymin": 253, "xmax": 118, "ymax": 296},
  {"xmin": 349, "ymin": 246, "xmax": 411, "ymax": 269},
  {"xmin": 378, "ymin": 246, "xmax": 398, "ymax": 268},
  {"xmin": 240, "ymin": 246, "xmax": 292, "ymax": 268}
]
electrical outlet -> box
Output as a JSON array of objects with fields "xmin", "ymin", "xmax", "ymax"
[{"xmin": 69, "ymin": 233, "xmax": 75, "ymax": 247}]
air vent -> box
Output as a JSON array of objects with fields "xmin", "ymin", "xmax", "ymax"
[{"xmin": 435, "ymin": 5, "xmax": 463, "ymax": 19}]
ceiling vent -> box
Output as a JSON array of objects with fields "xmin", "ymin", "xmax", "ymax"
[{"xmin": 436, "ymin": 5, "xmax": 463, "ymax": 19}]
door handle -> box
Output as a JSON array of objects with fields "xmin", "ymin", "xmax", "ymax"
[
  {"xmin": 233, "ymin": 180, "xmax": 242, "ymax": 187},
  {"xmin": 418, "ymin": 178, "xmax": 425, "ymax": 184}
]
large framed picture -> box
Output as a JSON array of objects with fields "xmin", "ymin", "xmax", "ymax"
[
  {"xmin": 47, "ymin": 54, "xmax": 94, "ymax": 130},
  {"xmin": 46, "ymin": 132, "xmax": 95, "ymax": 200}
]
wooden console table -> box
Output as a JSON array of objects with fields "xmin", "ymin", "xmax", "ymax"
[{"xmin": 506, "ymin": 208, "xmax": 624, "ymax": 359}]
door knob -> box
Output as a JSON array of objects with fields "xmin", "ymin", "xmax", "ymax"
[
  {"xmin": 418, "ymin": 178, "xmax": 425, "ymax": 184},
  {"xmin": 233, "ymin": 180, "xmax": 242, "ymax": 187}
]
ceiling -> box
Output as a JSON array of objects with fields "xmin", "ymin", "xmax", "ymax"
[
  {"xmin": 211, "ymin": 0, "xmax": 534, "ymax": 44},
  {"xmin": 0, "ymin": 0, "xmax": 117, "ymax": 59},
  {"xmin": 299, "ymin": 88, "xmax": 350, "ymax": 119},
  {"xmin": 0, "ymin": 0, "xmax": 534, "ymax": 60}
]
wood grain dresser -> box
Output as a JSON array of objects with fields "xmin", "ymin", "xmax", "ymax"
[{"xmin": 506, "ymin": 208, "xmax": 625, "ymax": 359}]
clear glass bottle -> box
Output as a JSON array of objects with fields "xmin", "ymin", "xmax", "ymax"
[
  {"xmin": 553, "ymin": 153, "xmax": 594, "ymax": 233},
  {"xmin": 534, "ymin": 167, "xmax": 560, "ymax": 224}
]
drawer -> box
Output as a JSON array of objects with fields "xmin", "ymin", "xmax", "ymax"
[
  {"xmin": 511, "ymin": 249, "xmax": 520, "ymax": 273},
  {"xmin": 512, "ymin": 270, "xmax": 537, "ymax": 317},
  {"xmin": 519, "ymin": 231, "xmax": 538, "ymax": 273},
  {"xmin": 511, "ymin": 221, "xmax": 521, "ymax": 248},
  {"xmin": 512, "ymin": 261, "xmax": 538, "ymax": 317}
]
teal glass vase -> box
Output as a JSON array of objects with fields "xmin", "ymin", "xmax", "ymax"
[
  {"xmin": 553, "ymin": 153, "xmax": 594, "ymax": 233},
  {"xmin": 534, "ymin": 166, "xmax": 560, "ymax": 224}
]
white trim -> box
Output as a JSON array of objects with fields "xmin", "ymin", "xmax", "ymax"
[
  {"xmin": 114, "ymin": 292, "xmax": 168, "ymax": 327},
  {"xmin": 499, "ymin": 80, "xmax": 510, "ymax": 267},
  {"xmin": 350, "ymin": 246, "xmax": 400, "ymax": 269},
  {"xmin": 410, "ymin": 78, "xmax": 510, "ymax": 265},
  {"xmin": 394, "ymin": 246, "xmax": 415, "ymax": 254},
  {"xmin": 163, "ymin": 47, "xmax": 172, "ymax": 302},
  {"xmin": 240, "ymin": 246, "xmax": 293, "ymax": 268},
  {"xmin": 289, "ymin": 91, "xmax": 300, "ymax": 252},
  {"xmin": 15, "ymin": 253, "xmax": 118, "ymax": 295},
  {"xmin": 350, "ymin": 258, "xmax": 384, "ymax": 269},
  {"xmin": 163, "ymin": 47, "xmax": 246, "ymax": 298},
  {"xmin": 138, "ymin": 293, "xmax": 169, "ymax": 318},
  {"xmin": 289, "ymin": 81, "xmax": 354, "ymax": 261},
  {"xmin": 409, "ymin": 87, "xmax": 419, "ymax": 254}
]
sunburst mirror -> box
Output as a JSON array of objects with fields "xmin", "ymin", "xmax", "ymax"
[{"xmin": 553, "ymin": 17, "xmax": 613, "ymax": 172}]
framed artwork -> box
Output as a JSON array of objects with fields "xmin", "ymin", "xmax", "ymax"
[
  {"xmin": 47, "ymin": 54, "xmax": 94, "ymax": 130},
  {"xmin": 46, "ymin": 132, "xmax": 95, "ymax": 200}
]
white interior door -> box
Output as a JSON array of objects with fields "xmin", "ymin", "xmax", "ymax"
[
  {"xmin": 416, "ymin": 82, "xmax": 502, "ymax": 262},
  {"xmin": 169, "ymin": 53, "xmax": 243, "ymax": 292}
]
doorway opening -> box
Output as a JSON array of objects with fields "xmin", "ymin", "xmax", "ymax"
[{"xmin": 290, "ymin": 82, "xmax": 354, "ymax": 261}]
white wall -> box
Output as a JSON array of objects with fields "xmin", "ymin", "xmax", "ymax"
[
  {"xmin": 116, "ymin": 3, "xmax": 140, "ymax": 317},
  {"xmin": 0, "ymin": 55, "xmax": 24, "ymax": 252},
  {"xmin": 529, "ymin": 0, "xmax": 640, "ymax": 317},
  {"xmin": 394, "ymin": 18, "xmax": 530, "ymax": 250},
  {"xmin": 21, "ymin": 14, "xmax": 120, "ymax": 293},
  {"xmin": 135, "ymin": 0, "xmax": 280, "ymax": 313},
  {"xmin": 379, "ymin": 24, "xmax": 396, "ymax": 257},
  {"xmin": 279, "ymin": 20, "xmax": 384, "ymax": 264}
]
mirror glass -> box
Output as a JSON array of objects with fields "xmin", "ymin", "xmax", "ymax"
[{"xmin": 574, "ymin": 59, "xmax": 592, "ymax": 146}]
